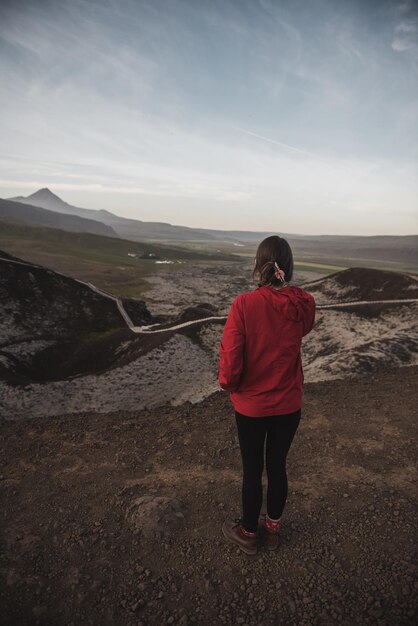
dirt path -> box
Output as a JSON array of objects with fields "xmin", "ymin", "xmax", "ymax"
[
  {"xmin": 135, "ymin": 298, "xmax": 418, "ymax": 334},
  {"xmin": 1, "ymin": 365, "xmax": 417, "ymax": 625}
]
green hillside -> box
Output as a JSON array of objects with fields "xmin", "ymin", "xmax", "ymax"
[{"xmin": 0, "ymin": 220, "xmax": 237, "ymax": 297}]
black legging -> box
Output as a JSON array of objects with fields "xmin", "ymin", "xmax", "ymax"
[{"xmin": 235, "ymin": 408, "xmax": 301, "ymax": 533}]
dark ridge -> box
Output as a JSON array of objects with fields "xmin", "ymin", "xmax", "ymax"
[
  {"xmin": 177, "ymin": 302, "xmax": 219, "ymax": 323},
  {"xmin": 0, "ymin": 249, "xmax": 23, "ymax": 262},
  {"xmin": 307, "ymin": 266, "xmax": 418, "ymax": 301},
  {"xmin": 120, "ymin": 298, "xmax": 154, "ymax": 326},
  {"xmin": 0, "ymin": 253, "xmax": 159, "ymax": 383}
]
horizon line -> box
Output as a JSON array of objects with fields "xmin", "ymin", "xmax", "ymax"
[{"xmin": 1, "ymin": 186, "xmax": 417, "ymax": 239}]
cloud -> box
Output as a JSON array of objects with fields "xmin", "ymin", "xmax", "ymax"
[
  {"xmin": 395, "ymin": 19, "xmax": 418, "ymax": 34},
  {"xmin": 392, "ymin": 37, "xmax": 417, "ymax": 52},
  {"xmin": 232, "ymin": 127, "xmax": 322, "ymax": 160},
  {"xmin": 0, "ymin": 0, "xmax": 417, "ymax": 234},
  {"xmin": 392, "ymin": 9, "xmax": 418, "ymax": 58},
  {"xmin": 397, "ymin": 1, "xmax": 416, "ymax": 14}
]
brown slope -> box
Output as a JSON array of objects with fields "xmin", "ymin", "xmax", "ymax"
[
  {"xmin": 0, "ymin": 365, "xmax": 416, "ymax": 625},
  {"xmin": 306, "ymin": 266, "xmax": 418, "ymax": 302},
  {"xmin": 0, "ymin": 252, "xmax": 156, "ymax": 384}
]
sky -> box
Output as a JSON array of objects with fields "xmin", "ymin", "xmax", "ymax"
[{"xmin": 0, "ymin": 0, "xmax": 417, "ymax": 235}]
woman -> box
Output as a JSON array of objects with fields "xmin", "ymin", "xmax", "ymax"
[{"xmin": 219, "ymin": 235, "xmax": 315, "ymax": 555}]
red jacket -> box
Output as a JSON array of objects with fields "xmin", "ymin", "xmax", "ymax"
[{"xmin": 218, "ymin": 285, "xmax": 315, "ymax": 417}]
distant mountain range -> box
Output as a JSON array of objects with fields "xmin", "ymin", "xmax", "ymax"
[
  {"xmin": 8, "ymin": 188, "xmax": 283, "ymax": 243},
  {"xmin": 3, "ymin": 188, "xmax": 418, "ymax": 268},
  {"xmin": 7, "ymin": 188, "xmax": 230, "ymax": 242},
  {"xmin": 0, "ymin": 196, "xmax": 117, "ymax": 237}
]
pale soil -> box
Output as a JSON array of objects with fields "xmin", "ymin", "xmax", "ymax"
[
  {"xmin": 141, "ymin": 261, "xmax": 322, "ymax": 317},
  {"xmin": 0, "ymin": 366, "xmax": 417, "ymax": 626},
  {"xmin": 2, "ymin": 300, "xmax": 416, "ymax": 420},
  {"xmin": 0, "ymin": 334, "xmax": 220, "ymax": 419}
]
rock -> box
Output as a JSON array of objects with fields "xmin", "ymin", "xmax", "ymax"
[
  {"xmin": 32, "ymin": 606, "xmax": 47, "ymax": 618},
  {"xmin": 125, "ymin": 495, "xmax": 187, "ymax": 539}
]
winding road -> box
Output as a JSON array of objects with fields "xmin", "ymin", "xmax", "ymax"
[{"xmin": 1, "ymin": 255, "xmax": 417, "ymax": 335}]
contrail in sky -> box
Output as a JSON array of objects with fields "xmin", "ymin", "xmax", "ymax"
[{"xmin": 234, "ymin": 127, "xmax": 322, "ymax": 160}]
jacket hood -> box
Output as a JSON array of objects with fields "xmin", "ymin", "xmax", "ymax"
[{"xmin": 259, "ymin": 285, "xmax": 313, "ymax": 322}]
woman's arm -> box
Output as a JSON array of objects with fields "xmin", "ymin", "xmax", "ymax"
[
  {"xmin": 302, "ymin": 293, "xmax": 316, "ymax": 337},
  {"xmin": 218, "ymin": 297, "xmax": 245, "ymax": 392}
]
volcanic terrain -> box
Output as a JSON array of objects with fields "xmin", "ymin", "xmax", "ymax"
[
  {"xmin": 0, "ymin": 254, "xmax": 417, "ymax": 418},
  {"xmin": 0, "ymin": 252, "xmax": 417, "ymax": 626}
]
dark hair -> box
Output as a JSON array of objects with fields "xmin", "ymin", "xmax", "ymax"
[{"xmin": 253, "ymin": 235, "xmax": 294, "ymax": 287}]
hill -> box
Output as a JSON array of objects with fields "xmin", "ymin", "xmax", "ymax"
[
  {"xmin": 9, "ymin": 187, "xmax": 113, "ymax": 221},
  {"xmin": 0, "ymin": 198, "xmax": 117, "ymax": 237},
  {"xmin": 0, "ymin": 251, "xmax": 155, "ymax": 384},
  {"xmin": 8, "ymin": 188, "xmax": 223, "ymax": 243},
  {"xmin": 0, "ymin": 220, "xmax": 237, "ymax": 299},
  {"xmin": 303, "ymin": 266, "xmax": 418, "ymax": 303}
]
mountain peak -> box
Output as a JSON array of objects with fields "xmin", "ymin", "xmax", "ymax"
[{"xmin": 30, "ymin": 188, "xmax": 62, "ymax": 200}]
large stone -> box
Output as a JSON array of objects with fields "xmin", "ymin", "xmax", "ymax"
[{"xmin": 125, "ymin": 495, "xmax": 186, "ymax": 539}]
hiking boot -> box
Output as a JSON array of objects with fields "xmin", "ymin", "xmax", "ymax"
[
  {"xmin": 258, "ymin": 513, "xmax": 280, "ymax": 551},
  {"xmin": 222, "ymin": 518, "xmax": 258, "ymax": 555}
]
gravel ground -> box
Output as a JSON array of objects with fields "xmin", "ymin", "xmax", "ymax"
[{"xmin": 1, "ymin": 365, "xmax": 417, "ymax": 626}]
